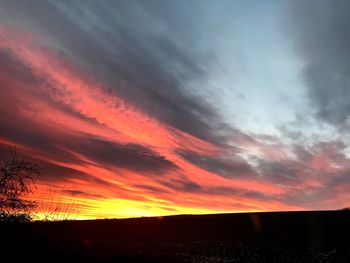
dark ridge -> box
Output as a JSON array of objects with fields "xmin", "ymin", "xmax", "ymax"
[{"xmin": 2, "ymin": 210, "xmax": 350, "ymax": 262}]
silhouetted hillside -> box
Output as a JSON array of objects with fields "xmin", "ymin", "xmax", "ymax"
[{"xmin": 2, "ymin": 211, "xmax": 350, "ymax": 262}]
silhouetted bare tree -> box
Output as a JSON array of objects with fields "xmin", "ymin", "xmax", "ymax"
[{"xmin": 0, "ymin": 150, "xmax": 41, "ymax": 222}]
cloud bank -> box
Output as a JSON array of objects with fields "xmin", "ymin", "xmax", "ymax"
[{"xmin": 0, "ymin": 0, "xmax": 349, "ymax": 218}]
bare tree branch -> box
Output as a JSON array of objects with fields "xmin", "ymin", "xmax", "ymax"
[{"xmin": 0, "ymin": 148, "xmax": 41, "ymax": 221}]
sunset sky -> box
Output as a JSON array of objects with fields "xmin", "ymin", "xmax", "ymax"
[{"xmin": 1, "ymin": 0, "xmax": 350, "ymax": 219}]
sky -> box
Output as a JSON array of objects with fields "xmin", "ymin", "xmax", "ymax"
[{"xmin": 0, "ymin": 0, "xmax": 350, "ymax": 219}]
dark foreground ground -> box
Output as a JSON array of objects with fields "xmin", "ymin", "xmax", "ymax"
[{"xmin": 2, "ymin": 211, "xmax": 350, "ymax": 262}]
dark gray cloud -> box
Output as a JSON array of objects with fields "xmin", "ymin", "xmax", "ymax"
[
  {"xmin": 40, "ymin": 161, "xmax": 117, "ymax": 188},
  {"xmin": 62, "ymin": 190, "xmax": 105, "ymax": 199},
  {"xmin": 0, "ymin": 0, "xmax": 227, "ymax": 144},
  {"xmin": 179, "ymin": 150, "xmax": 254, "ymax": 178},
  {"xmin": 198, "ymin": 186, "xmax": 274, "ymax": 202},
  {"xmin": 291, "ymin": 144, "xmax": 313, "ymax": 163},
  {"xmin": 133, "ymin": 184, "xmax": 169, "ymax": 194},
  {"xmin": 256, "ymin": 159, "xmax": 302, "ymax": 184},
  {"xmin": 329, "ymin": 169, "xmax": 350, "ymax": 187},
  {"xmin": 154, "ymin": 177, "xmax": 276, "ymax": 205},
  {"xmin": 72, "ymin": 138, "xmax": 177, "ymax": 174},
  {"xmin": 0, "ymin": 143, "xmax": 115, "ymax": 188},
  {"xmin": 158, "ymin": 175, "xmax": 202, "ymax": 193},
  {"xmin": 289, "ymin": 0, "xmax": 350, "ymax": 126}
]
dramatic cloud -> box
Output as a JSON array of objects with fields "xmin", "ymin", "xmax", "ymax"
[
  {"xmin": 71, "ymin": 139, "xmax": 177, "ymax": 174},
  {"xmin": 0, "ymin": 0, "xmax": 224, "ymax": 144},
  {"xmin": 179, "ymin": 150, "xmax": 254, "ymax": 178},
  {"xmin": 289, "ymin": 0, "xmax": 350, "ymax": 126},
  {"xmin": 0, "ymin": 1, "xmax": 349, "ymax": 218}
]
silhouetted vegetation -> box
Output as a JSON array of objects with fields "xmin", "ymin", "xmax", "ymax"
[
  {"xmin": 0, "ymin": 150, "xmax": 41, "ymax": 222},
  {"xmin": 38, "ymin": 186, "xmax": 84, "ymax": 221}
]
